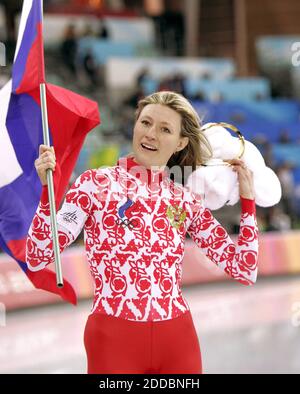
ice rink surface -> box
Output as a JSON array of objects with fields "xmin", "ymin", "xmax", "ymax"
[{"xmin": 1, "ymin": 275, "xmax": 300, "ymax": 374}]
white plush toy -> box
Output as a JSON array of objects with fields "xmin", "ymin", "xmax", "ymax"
[{"xmin": 186, "ymin": 122, "xmax": 282, "ymax": 210}]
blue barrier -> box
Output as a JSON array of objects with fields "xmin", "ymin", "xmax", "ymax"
[
  {"xmin": 192, "ymin": 101, "xmax": 281, "ymax": 142},
  {"xmin": 241, "ymin": 100, "xmax": 300, "ymax": 124},
  {"xmin": 293, "ymin": 167, "xmax": 300, "ymax": 183},
  {"xmin": 191, "ymin": 100, "xmax": 299, "ymax": 140},
  {"xmin": 273, "ymin": 144, "xmax": 300, "ymax": 166},
  {"xmin": 141, "ymin": 77, "xmax": 271, "ymax": 102},
  {"xmin": 184, "ymin": 78, "xmax": 271, "ymax": 101}
]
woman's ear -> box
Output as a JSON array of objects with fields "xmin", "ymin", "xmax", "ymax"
[{"xmin": 176, "ymin": 137, "xmax": 189, "ymax": 152}]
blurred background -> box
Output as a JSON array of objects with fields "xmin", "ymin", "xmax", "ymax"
[{"xmin": 0, "ymin": 0, "xmax": 300, "ymax": 374}]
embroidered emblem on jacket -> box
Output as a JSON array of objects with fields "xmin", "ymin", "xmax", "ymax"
[
  {"xmin": 116, "ymin": 198, "xmax": 137, "ymax": 229},
  {"xmin": 166, "ymin": 205, "xmax": 187, "ymax": 229},
  {"xmin": 61, "ymin": 211, "xmax": 78, "ymax": 225}
]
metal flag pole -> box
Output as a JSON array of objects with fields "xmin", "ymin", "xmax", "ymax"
[
  {"xmin": 39, "ymin": 83, "xmax": 64, "ymax": 288},
  {"xmin": 38, "ymin": 0, "xmax": 63, "ymax": 288}
]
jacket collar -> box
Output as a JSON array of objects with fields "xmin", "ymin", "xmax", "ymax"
[{"xmin": 117, "ymin": 156, "xmax": 168, "ymax": 185}]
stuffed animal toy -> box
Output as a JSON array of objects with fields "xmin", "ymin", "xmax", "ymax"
[{"xmin": 186, "ymin": 122, "xmax": 282, "ymax": 210}]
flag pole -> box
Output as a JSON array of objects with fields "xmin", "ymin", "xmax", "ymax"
[
  {"xmin": 39, "ymin": 0, "xmax": 63, "ymax": 288},
  {"xmin": 40, "ymin": 83, "xmax": 64, "ymax": 288}
]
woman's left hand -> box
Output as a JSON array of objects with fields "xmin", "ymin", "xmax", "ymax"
[{"xmin": 225, "ymin": 159, "xmax": 255, "ymax": 200}]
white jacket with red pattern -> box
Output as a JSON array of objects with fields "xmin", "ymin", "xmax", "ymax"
[{"xmin": 26, "ymin": 156, "xmax": 259, "ymax": 321}]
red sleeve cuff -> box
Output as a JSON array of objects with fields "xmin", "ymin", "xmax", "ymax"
[
  {"xmin": 240, "ymin": 196, "xmax": 256, "ymax": 215},
  {"xmin": 41, "ymin": 185, "xmax": 49, "ymax": 205}
]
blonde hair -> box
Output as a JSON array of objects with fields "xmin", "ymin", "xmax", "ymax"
[{"xmin": 134, "ymin": 91, "xmax": 212, "ymax": 184}]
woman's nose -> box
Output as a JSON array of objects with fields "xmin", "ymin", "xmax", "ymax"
[{"xmin": 145, "ymin": 125, "xmax": 157, "ymax": 139}]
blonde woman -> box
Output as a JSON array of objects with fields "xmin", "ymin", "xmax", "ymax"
[{"xmin": 27, "ymin": 91, "xmax": 258, "ymax": 374}]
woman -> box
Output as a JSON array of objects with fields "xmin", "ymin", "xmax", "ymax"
[{"xmin": 26, "ymin": 91, "xmax": 258, "ymax": 374}]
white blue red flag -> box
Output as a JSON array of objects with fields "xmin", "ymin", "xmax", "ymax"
[{"xmin": 0, "ymin": 0, "xmax": 100, "ymax": 304}]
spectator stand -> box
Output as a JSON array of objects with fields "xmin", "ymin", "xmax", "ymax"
[{"xmin": 256, "ymin": 35, "xmax": 300, "ymax": 97}]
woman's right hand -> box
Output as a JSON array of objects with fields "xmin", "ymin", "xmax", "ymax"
[{"xmin": 34, "ymin": 144, "xmax": 56, "ymax": 186}]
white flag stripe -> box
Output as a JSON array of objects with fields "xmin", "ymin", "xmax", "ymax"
[
  {"xmin": 0, "ymin": 80, "xmax": 23, "ymax": 187},
  {"xmin": 14, "ymin": 0, "xmax": 34, "ymax": 62}
]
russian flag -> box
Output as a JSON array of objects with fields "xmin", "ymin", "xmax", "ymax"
[{"xmin": 0, "ymin": 0, "xmax": 100, "ymax": 305}]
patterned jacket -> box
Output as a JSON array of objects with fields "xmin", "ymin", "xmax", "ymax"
[{"xmin": 26, "ymin": 156, "xmax": 259, "ymax": 321}]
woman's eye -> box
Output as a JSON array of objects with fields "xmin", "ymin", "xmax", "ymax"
[
  {"xmin": 162, "ymin": 127, "xmax": 171, "ymax": 133},
  {"xmin": 141, "ymin": 120, "xmax": 150, "ymax": 126}
]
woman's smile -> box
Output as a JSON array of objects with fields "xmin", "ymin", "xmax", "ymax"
[{"xmin": 140, "ymin": 143, "xmax": 158, "ymax": 152}]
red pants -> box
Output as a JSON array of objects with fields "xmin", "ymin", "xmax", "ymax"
[{"xmin": 84, "ymin": 311, "xmax": 202, "ymax": 374}]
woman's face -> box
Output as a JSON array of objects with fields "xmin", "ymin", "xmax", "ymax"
[{"xmin": 132, "ymin": 104, "xmax": 189, "ymax": 170}]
